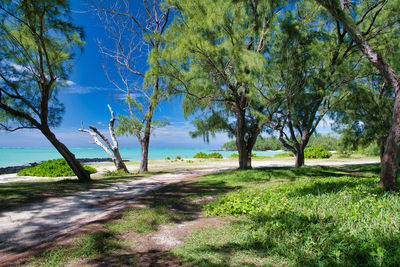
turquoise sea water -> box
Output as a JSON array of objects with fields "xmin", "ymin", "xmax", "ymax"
[{"xmin": 0, "ymin": 148, "xmax": 280, "ymax": 168}]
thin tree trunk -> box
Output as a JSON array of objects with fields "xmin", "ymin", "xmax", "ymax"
[
  {"xmin": 139, "ymin": 134, "xmax": 150, "ymax": 172},
  {"xmin": 41, "ymin": 127, "xmax": 91, "ymax": 182}
]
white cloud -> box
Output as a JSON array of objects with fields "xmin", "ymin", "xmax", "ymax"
[{"xmin": 60, "ymin": 85, "xmax": 110, "ymax": 94}]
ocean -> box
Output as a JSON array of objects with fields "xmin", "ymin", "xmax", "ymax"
[{"xmin": 0, "ymin": 148, "xmax": 281, "ymax": 168}]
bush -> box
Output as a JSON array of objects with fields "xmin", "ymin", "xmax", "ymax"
[
  {"xmin": 304, "ymin": 145, "xmax": 332, "ymax": 159},
  {"xmin": 194, "ymin": 152, "xmax": 223, "ymax": 159},
  {"xmin": 207, "ymin": 152, "xmax": 223, "ymax": 159},
  {"xmin": 273, "ymin": 152, "xmax": 295, "ymax": 158},
  {"xmin": 17, "ymin": 159, "xmax": 97, "ymax": 177}
]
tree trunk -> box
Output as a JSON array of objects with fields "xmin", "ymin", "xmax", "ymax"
[
  {"xmin": 380, "ymin": 98, "xmax": 400, "ymax": 190},
  {"xmin": 315, "ymin": 0, "xmax": 400, "ymax": 190},
  {"xmin": 237, "ymin": 143, "xmax": 251, "ymax": 169},
  {"xmin": 113, "ymin": 149, "xmax": 128, "ymax": 172},
  {"xmin": 295, "ymin": 148, "xmax": 305, "ymax": 168},
  {"xmin": 41, "ymin": 127, "xmax": 91, "ymax": 182},
  {"xmin": 139, "ymin": 134, "xmax": 150, "ymax": 173}
]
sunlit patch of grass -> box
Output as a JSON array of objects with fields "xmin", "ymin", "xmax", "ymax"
[
  {"xmin": 106, "ymin": 205, "xmax": 189, "ymax": 234},
  {"xmin": 72, "ymin": 231, "xmax": 122, "ymax": 257},
  {"xmin": 173, "ymin": 165, "xmax": 400, "ymax": 266}
]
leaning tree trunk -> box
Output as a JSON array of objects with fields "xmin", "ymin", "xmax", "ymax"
[
  {"xmin": 41, "ymin": 127, "xmax": 91, "ymax": 182},
  {"xmin": 113, "ymin": 149, "xmax": 128, "ymax": 172},
  {"xmin": 315, "ymin": 0, "xmax": 400, "ymax": 190}
]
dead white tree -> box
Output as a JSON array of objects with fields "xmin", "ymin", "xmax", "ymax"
[
  {"xmin": 87, "ymin": 0, "xmax": 170, "ymax": 173},
  {"xmin": 79, "ymin": 104, "xmax": 128, "ymax": 172}
]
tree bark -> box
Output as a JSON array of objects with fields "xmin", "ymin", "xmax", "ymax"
[
  {"xmin": 41, "ymin": 127, "xmax": 91, "ymax": 182},
  {"xmin": 295, "ymin": 148, "xmax": 305, "ymax": 168},
  {"xmin": 315, "ymin": 0, "xmax": 399, "ymax": 190},
  {"xmin": 113, "ymin": 148, "xmax": 128, "ymax": 172},
  {"xmin": 139, "ymin": 134, "xmax": 150, "ymax": 173}
]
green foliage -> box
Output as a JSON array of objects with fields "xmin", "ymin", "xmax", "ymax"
[
  {"xmin": 304, "ymin": 146, "xmax": 332, "ymax": 159},
  {"xmin": 273, "ymin": 152, "xmax": 295, "ymax": 158},
  {"xmin": 17, "ymin": 159, "xmax": 96, "ymax": 177},
  {"xmin": 0, "ymin": 0, "xmax": 84, "ymax": 130},
  {"xmin": 194, "ymin": 152, "xmax": 223, "ymax": 159},
  {"xmin": 222, "ymin": 134, "xmax": 339, "ymax": 151}
]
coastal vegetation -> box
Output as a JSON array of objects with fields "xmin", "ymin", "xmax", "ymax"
[
  {"xmin": 0, "ymin": 0, "xmax": 90, "ymax": 182},
  {"xmin": 17, "ymin": 159, "xmax": 96, "ymax": 177},
  {"xmin": 194, "ymin": 152, "xmax": 223, "ymax": 159}
]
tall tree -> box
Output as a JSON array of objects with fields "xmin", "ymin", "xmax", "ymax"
[
  {"xmin": 266, "ymin": 5, "xmax": 356, "ymax": 167},
  {"xmin": 315, "ymin": 0, "xmax": 400, "ymax": 190},
  {"xmin": 159, "ymin": 0, "xmax": 284, "ymax": 169},
  {"xmin": 333, "ymin": 68, "xmax": 394, "ymax": 161},
  {"xmin": 0, "ymin": 0, "xmax": 90, "ymax": 181},
  {"xmin": 89, "ymin": 0, "xmax": 170, "ymax": 173}
]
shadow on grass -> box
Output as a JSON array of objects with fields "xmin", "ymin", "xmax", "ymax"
[
  {"xmin": 177, "ymin": 212, "xmax": 400, "ymax": 266},
  {"xmin": 201, "ymin": 164, "xmax": 379, "ymax": 186}
]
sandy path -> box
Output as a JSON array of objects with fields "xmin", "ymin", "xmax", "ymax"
[{"xmin": 0, "ymin": 168, "xmax": 230, "ymax": 262}]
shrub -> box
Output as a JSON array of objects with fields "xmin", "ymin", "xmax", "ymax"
[
  {"xmin": 304, "ymin": 145, "xmax": 332, "ymax": 159},
  {"xmin": 229, "ymin": 153, "xmax": 239, "ymax": 158},
  {"xmin": 207, "ymin": 152, "xmax": 223, "ymax": 159},
  {"xmin": 193, "ymin": 152, "xmax": 208, "ymax": 159},
  {"xmin": 17, "ymin": 159, "xmax": 97, "ymax": 177},
  {"xmin": 194, "ymin": 152, "xmax": 223, "ymax": 159},
  {"xmin": 176, "ymin": 156, "xmax": 182, "ymax": 160},
  {"xmin": 273, "ymin": 152, "xmax": 295, "ymax": 158}
]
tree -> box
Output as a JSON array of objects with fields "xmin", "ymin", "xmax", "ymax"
[
  {"xmin": 0, "ymin": 0, "xmax": 90, "ymax": 182},
  {"xmin": 315, "ymin": 0, "xmax": 400, "ymax": 190},
  {"xmin": 79, "ymin": 105, "xmax": 129, "ymax": 172},
  {"xmin": 261, "ymin": 4, "xmax": 355, "ymax": 167},
  {"xmin": 333, "ymin": 68, "xmax": 393, "ymax": 160},
  {"xmin": 89, "ymin": 0, "xmax": 170, "ymax": 173},
  {"xmin": 159, "ymin": 0, "xmax": 284, "ymax": 169}
]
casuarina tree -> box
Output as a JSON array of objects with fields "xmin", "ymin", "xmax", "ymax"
[
  {"xmin": 315, "ymin": 0, "xmax": 400, "ymax": 190},
  {"xmin": 158, "ymin": 0, "xmax": 284, "ymax": 169},
  {"xmin": 0, "ymin": 0, "xmax": 90, "ymax": 181}
]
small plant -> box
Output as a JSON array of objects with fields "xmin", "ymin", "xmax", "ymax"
[
  {"xmin": 176, "ymin": 156, "xmax": 182, "ymax": 160},
  {"xmin": 229, "ymin": 153, "xmax": 239, "ymax": 158},
  {"xmin": 304, "ymin": 145, "xmax": 332, "ymax": 159},
  {"xmin": 17, "ymin": 159, "xmax": 97, "ymax": 177},
  {"xmin": 186, "ymin": 160, "xmax": 194, "ymax": 163},
  {"xmin": 207, "ymin": 152, "xmax": 223, "ymax": 159},
  {"xmin": 165, "ymin": 157, "xmax": 171, "ymax": 160},
  {"xmin": 273, "ymin": 152, "xmax": 295, "ymax": 157},
  {"xmin": 194, "ymin": 152, "xmax": 208, "ymax": 159},
  {"xmin": 194, "ymin": 152, "xmax": 223, "ymax": 159},
  {"xmin": 104, "ymin": 169, "xmax": 130, "ymax": 177}
]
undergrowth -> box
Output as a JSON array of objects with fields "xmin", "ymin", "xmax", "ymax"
[
  {"xmin": 17, "ymin": 159, "xmax": 97, "ymax": 177},
  {"xmin": 174, "ymin": 170, "xmax": 400, "ymax": 266}
]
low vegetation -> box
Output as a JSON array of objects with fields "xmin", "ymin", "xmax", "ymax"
[
  {"xmin": 194, "ymin": 152, "xmax": 223, "ymax": 159},
  {"xmin": 17, "ymin": 159, "xmax": 97, "ymax": 177},
  {"xmin": 173, "ymin": 165, "xmax": 400, "ymax": 266},
  {"xmin": 304, "ymin": 145, "xmax": 332, "ymax": 159}
]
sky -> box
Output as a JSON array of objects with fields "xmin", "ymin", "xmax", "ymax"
[{"xmin": 0, "ymin": 0, "xmax": 333, "ymax": 149}]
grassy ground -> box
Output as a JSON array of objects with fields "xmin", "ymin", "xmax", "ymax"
[{"xmin": 27, "ymin": 162, "xmax": 400, "ymax": 267}]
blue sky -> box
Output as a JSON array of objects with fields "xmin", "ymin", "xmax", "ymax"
[{"xmin": 0, "ymin": 0, "xmax": 333, "ymax": 149}]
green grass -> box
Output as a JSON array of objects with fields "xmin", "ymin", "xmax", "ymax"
[
  {"xmin": 172, "ymin": 164, "xmax": 400, "ymax": 266},
  {"xmin": 106, "ymin": 205, "xmax": 190, "ymax": 234}
]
